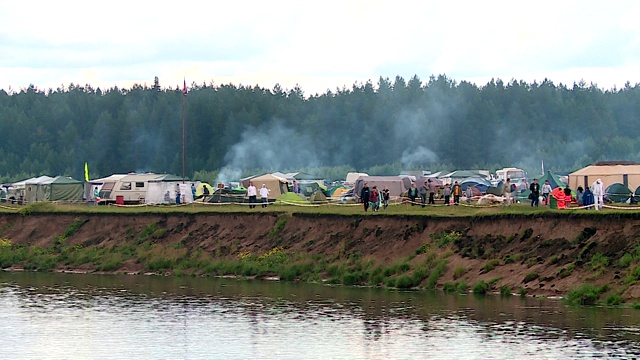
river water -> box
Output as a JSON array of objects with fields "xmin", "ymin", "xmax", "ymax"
[{"xmin": 0, "ymin": 273, "xmax": 639, "ymax": 360}]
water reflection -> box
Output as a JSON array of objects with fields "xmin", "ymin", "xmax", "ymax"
[{"xmin": 0, "ymin": 272, "xmax": 639, "ymax": 359}]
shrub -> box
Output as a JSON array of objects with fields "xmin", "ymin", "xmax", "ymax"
[
  {"xmin": 606, "ymin": 294, "xmax": 622, "ymax": 306},
  {"xmin": 619, "ymin": 253, "xmax": 634, "ymax": 268},
  {"xmin": 453, "ymin": 265, "xmax": 466, "ymax": 280},
  {"xmin": 499, "ymin": 285, "xmax": 512, "ymax": 297},
  {"xmin": 565, "ymin": 284, "xmax": 604, "ymax": 306},
  {"xmin": 589, "ymin": 253, "xmax": 609, "ymax": 272},
  {"xmin": 443, "ymin": 282, "xmax": 457, "ymax": 293},
  {"xmin": 395, "ymin": 275, "xmax": 415, "ymax": 289},
  {"xmin": 519, "ymin": 287, "xmax": 527, "ymax": 297},
  {"xmin": 472, "ymin": 280, "xmax": 489, "ymax": 295},
  {"xmin": 523, "ymin": 272, "xmax": 539, "ymax": 283},
  {"xmin": 481, "ymin": 259, "xmax": 500, "ymax": 273},
  {"xmin": 415, "ymin": 243, "xmax": 430, "ymax": 255},
  {"xmin": 456, "ymin": 281, "xmax": 469, "ymax": 293}
]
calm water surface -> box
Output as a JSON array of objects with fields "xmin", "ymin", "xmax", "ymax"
[{"xmin": 0, "ymin": 272, "xmax": 639, "ymax": 359}]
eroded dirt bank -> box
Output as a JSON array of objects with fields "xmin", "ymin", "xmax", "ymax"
[{"xmin": 1, "ymin": 212, "xmax": 640, "ymax": 300}]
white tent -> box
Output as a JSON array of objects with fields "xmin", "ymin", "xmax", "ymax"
[{"xmin": 146, "ymin": 178, "xmax": 195, "ymax": 204}]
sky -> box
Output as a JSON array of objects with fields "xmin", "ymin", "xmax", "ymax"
[{"xmin": 1, "ymin": 0, "xmax": 640, "ymax": 96}]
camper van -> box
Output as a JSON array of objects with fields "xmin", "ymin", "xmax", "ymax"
[
  {"xmin": 495, "ymin": 167, "xmax": 528, "ymax": 191},
  {"xmin": 95, "ymin": 173, "xmax": 191, "ymax": 205}
]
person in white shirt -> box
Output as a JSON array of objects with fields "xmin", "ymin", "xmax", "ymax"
[
  {"xmin": 259, "ymin": 184, "xmax": 270, "ymax": 208},
  {"xmin": 246, "ymin": 182, "xmax": 257, "ymax": 208},
  {"xmin": 591, "ymin": 178, "xmax": 605, "ymax": 211},
  {"xmin": 542, "ymin": 180, "xmax": 552, "ymax": 205}
]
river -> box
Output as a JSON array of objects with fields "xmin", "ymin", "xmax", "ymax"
[{"xmin": 0, "ymin": 272, "xmax": 639, "ymax": 359}]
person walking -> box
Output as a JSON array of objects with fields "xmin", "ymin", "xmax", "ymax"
[
  {"xmin": 542, "ymin": 179, "xmax": 552, "ymax": 206},
  {"xmin": 443, "ymin": 184, "xmax": 451, "ymax": 206},
  {"xmin": 407, "ymin": 183, "xmax": 418, "ymax": 206},
  {"xmin": 529, "ymin": 178, "xmax": 540, "ymax": 207},
  {"xmin": 592, "ymin": 178, "xmax": 605, "ymax": 210},
  {"xmin": 382, "ymin": 186, "xmax": 390, "ymax": 210},
  {"xmin": 452, "ymin": 181, "xmax": 461, "ymax": 206},
  {"xmin": 419, "ymin": 182, "xmax": 428, "ymax": 208},
  {"xmin": 427, "ymin": 179, "xmax": 437, "ymax": 204},
  {"xmin": 370, "ymin": 185, "xmax": 380, "ymax": 212},
  {"xmin": 247, "ymin": 181, "xmax": 257, "ymax": 208},
  {"xmin": 360, "ymin": 182, "xmax": 371, "ymax": 212},
  {"xmin": 259, "ymin": 184, "xmax": 270, "ymax": 208}
]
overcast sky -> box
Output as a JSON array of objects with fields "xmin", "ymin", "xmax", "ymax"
[{"xmin": 1, "ymin": 1, "xmax": 639, "ymax": 96}]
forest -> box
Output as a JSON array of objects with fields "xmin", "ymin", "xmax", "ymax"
[{"xmin": 0, "ymin": 74, "xmax": 639, "ymax": 184}]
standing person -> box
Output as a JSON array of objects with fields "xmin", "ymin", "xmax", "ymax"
[
  {"xmin": 247, "ymin": 181, "xmax": 257, "ymax": 208},
  {"xmin": 465, "ymin": 185, "xmax": 474, "ymax": 204},
  {"xmin": 419, "ymin": 181, "xmax": 428, "ymax": 208},
  {"xmin": 576, "ymin": 186, "xmax": 584, "ymax": 207},
  {"xmin": 583, "ymin": 186, "xmax": 595, "ymax": 209},
  {"xmin": 563, "ymin": 186, "xmax": 573, "ymax": 208},
  {"xmin": 292, "ymin": 180, "xmax": 299, "ymax": 194},
  {"xmin": 407, "ymin": 183, "xmax": 418, "ymax": 206},
  {"xmin": 370, "ymin": 185, "xmax": 380, "ymax": 212},
  {"xmin": 427, "ymin": 179, "xmax": 437, "ymax": 204},
  {"xmin": 259, "ymin": 184, "xmax": 270, "ymax": 208},
  {"xmin": 542, "ymin": 179, "xmax": 552, "ymax": 205},
  {"xmin": 382, "ymin": 186, "xmax": 390, "ymax": 210},
  {"xmin": 443, "ymin": 184, "xmax": 451, "ymax": 206},
  {"xmin": 202, "ymin": 184, "xmax": 210, "ymax": 202},
  {"xmin": 175, "ymin": 184, "xmax": 181, "ymax": 205},
  {"xmin": 592, "ymin": 178, "xmax": 605, "ymax": 210},
  {"xmin": 93, "ymin": 186, "xmax": 100, "ymax": 203},
  {"xmin": 191, "ymin": 183, "xmax": 197, "ymax": 201},
  {"xmin": 529, "ymin": 178, "xmax": 540, "ymax": 207},
  {"xmin": 503, "ymin": 179, "xmax": 512, "ymax": 206},
  {"xmin": 360, "ymin": 182, "xmax": 371, "ymax": 212},
  {"xmin": 452, "ymin": 181, "xmax": 461, "ymax": 206}
]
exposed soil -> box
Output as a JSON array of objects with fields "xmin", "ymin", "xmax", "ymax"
[{"xmin": 1, "ymin": 212, "xmax": 640, "ymax": 300}]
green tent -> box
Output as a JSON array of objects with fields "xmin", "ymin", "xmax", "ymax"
[
  {"xmin": 26, "ymin": 176, "xmax": 83, "ymax": 203},
  {"xmin": 538, "ymin": 170, "xmax": 565, "ymax": 189},
  {"xmin": 309, "ymin": 190, "xmax": 328, "ymax": 203},
  {"xmin": 605, "ymin": 183, "xmax": 632, "ymax": 203}
]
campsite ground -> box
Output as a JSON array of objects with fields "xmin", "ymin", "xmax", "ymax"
[{"xmin": 1, "ymin": 202, "xmax": 640, "ymax": 305}]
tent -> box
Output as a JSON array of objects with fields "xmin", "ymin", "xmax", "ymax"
[
  {"xmin": 25, "ymin": 176, "xmax": 83, "ymax": 203},
  {"xmin": 605, "ymin": 183, "xmax": 632, "ymax": 203},
  {"xmin": 353, "ymin": 176, "xmax": 409, "ymax": 199},
  {"xmin": 247, "ymin": 174, "xmax": 289, "ymax": 199},
  {"xmin": 569, "ymin": 161, "xmax": 640, "ymax": 194},
  {"xmin": 538, "ymin": 170, "xmax": 565, "ymax": 189},
  {"xmin": 309, "ymin": 190, "xmax": 328, "ymax": 203},
  {"xmin": 196, "ymin": 183, "xmax": 214, "ymax": 198},
  {"xmin": 633, "ymin": 186, "xmax": 640, "ymax": 204},
  {"xmin": 276, "ymin": 192, "xmax": 309, "ymax": 204},
  {"xmin": 459, "ymin": 176, "xmax": 492, "ymax": 192},
  {"xmin": 345, "ymin": 172, "xmax": 368, "ymax": 184},
  {"xmin": 209, "ymin": 188, "xmax": 249, "ymax": 203}
]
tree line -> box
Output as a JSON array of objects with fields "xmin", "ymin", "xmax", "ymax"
[{"xmin": 1, "ymin": 75, "xmax": 639, "ymax": 184}]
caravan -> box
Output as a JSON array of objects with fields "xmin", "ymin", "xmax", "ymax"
[{"xmin": 95, "ymin": 173, "xmax": 193, "ymax": 205}]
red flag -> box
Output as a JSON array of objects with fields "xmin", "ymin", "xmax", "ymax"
[{"xmin": 183, "ymin": 79, "xmax": 188, "ymax": 96}]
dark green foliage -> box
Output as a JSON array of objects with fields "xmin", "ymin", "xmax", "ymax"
[
  {"xmin": 472, "ymin": 280, "xmax": 489, "ymax": 295},
  {"xmin": 523, "ymin": 272, "xmax": 539, "ymax": 283},
  {"xmin": 565, "ymin": 284, "xmax": 608, "ymax": 306},
  {"xmin": 499, "ymin": 285, "xmax": 512, "ymax": 297}
]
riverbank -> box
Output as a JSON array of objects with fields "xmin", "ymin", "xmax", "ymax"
[{"xmin": 1, "ymin": 209, "xmax": 640, "ymax": 305}]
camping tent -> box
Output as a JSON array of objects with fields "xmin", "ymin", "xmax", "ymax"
[
  {"xmin": 145, "ymin": 175, "xmax": 194, "ymax": 204},
  {"xmin": 25, "ymin": 176, "xmax": 83, "ymax": 203},
  {"xmin": 309, "ymin": 190, "xmax": 328, "ymax": 203},
  {"xmin": 459, "ymin": 176, "xmax": 492, "ymax": 192},
  {"xmin": 353, "ymin": 176, "xmax": 408, "ymax": 199},
  {"xmin": 538, "ymin": 170, "xmax": 566, "ymax": 189},
  {"xmin": 248, "ymin": 174, "xmax": 289, "ymax": 199},
  {"xmin": 569, "ymin": 161, "xmax": 640, "ymax": 194},
  {"xmin": 605, "ymin": 183, "xmax": 632, "ymax": 203}
]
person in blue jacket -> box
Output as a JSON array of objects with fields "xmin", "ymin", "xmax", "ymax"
[{"xmin": 582, "ymin": 187, "xmax": 594, "ymax": 209}]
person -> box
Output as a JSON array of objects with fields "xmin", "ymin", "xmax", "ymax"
[
  {"xmin": 419, "ymin": 182, "xmax": 428, "ymax": 208},
  {"xmin": 503, "ymin": 178, "xmax": 512, "ymax": 206},
  {"xmin": 407, "ymin": 183, "xmax": 418, "ymax": 206},
  {"xmin": 452, "ymin": 181, "xmax": 461, "ymax": 205},
  {"xmin": 370, "ymin": 185, "xmax": 380, "ymax": 212},
  {"xmin": 191, "ymin": 183, "xmax": 196, "ymax": 201},
  {"xmin": 443, "ymin": 184, "xmax": 451, "ymax": 206},
  {"xmin": 175, "ymin": 184, "xmax": 181, "ymax": 205},
  {"xmin": 92, "ymin": 186, "xmax": 100, "ymax": 204},
  {"xmin": 583, "ymin": 186, "xmax": 595, "ymax": 209},
  {"xmin": 292, "ymin": 180, "xmax": 299, "ymax": 194},
  {"xmin": 427, "ymin": 178, "xmax": 437, "ymax": 204},
  {"xmin": 164, "ymin": 190, "xmax": 171, "ymax": 203},
  {"xmin": 592, "ymin": 178, "xmax": 605, "ymax": 210},
  {"xmin": 563, "ymin": 186, "xmax": 572, "ymax": 208},
  {"xmin": 247, "ymin": 181, "xmax": 257, "ymax": 208},
  {"xmin": 542, "ymin": 179, "xmax": 552, "ymax": 206},
  {"xmin": 465, "ymin": 185, "xmax": 473, "ymax": 204},
  {"xmin": 202, "ymin": 184, "xmax": 210, "ymax": 202},
  {"xmin": 576, "ymin": 186, "xmax": 584, "ymax": 207},
  {"xmin": 360, "ymin": 182, "xmax": 371, "ymax": 212},
  {"xmin": 529, "ymin": 178, "xmax": 540, "ymax": 207},
  {"xmin": 382, "ymin": 186, "xmax": 390, "ymax": 210},
  {"xmin": 259, "ymin": 184, "xmax": 270, "ymax": 208}
]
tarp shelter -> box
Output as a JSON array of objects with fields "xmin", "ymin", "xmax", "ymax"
[
  {"xmin": 145, "ymin": 175, "xmax": 194, "ymax": 204},
  {"xmin": 249, "ymin": 174, "xmax": 289, "ymax": 199},
  {"xmin": 25, "ymin": 176, "xmax": 83, "ymax": 203},
  {"xmin": 12, "ymin": 175, "xmax": 54, "ymax": 189},
  {"xmin": 569, "ymin": 161, "xmax": 640, "ymax": 194},
  {"xmin": 605, "ymin": 183, "xmax": 632, "ymax": 203},
  {"xmin": 353, "ymin": 176, "xmax": 408, "ymax": 199},
  {"xmin": 345, "ymin": 172, "xmax": 368, "ymax": 184},
  {"xmin": 538, "ymin": 170, "xmax": 565, "ymax": 189}
]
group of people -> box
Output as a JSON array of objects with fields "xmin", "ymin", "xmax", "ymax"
[
  {"xmin": 246, "ymin": 181, "xmax": 270, "ymax": 208},
  {"xmin": 527, "ymin": 177, "xmax": 606, "ymax": 210},
  {"xmin": 359, "ymin": 183, "xmax": 390, "ymax": 212}
]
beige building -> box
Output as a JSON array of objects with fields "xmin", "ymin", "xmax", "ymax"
[{"xmin": 568, "ymin": 161, "xmax": 640, "ymax": 192}]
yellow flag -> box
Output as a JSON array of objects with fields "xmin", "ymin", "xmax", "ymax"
[{"xmin": 84, "ymin": 162, "xmax": 89, "ymax": 182}]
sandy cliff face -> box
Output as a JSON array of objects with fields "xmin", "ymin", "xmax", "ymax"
[{"xmin": 1, "ymin": 212, "xmax": 639, "ymax": 299}]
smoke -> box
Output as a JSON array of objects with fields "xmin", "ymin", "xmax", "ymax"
[
  {"xmin": 216, "ymin": 121, "xmax": 321, "ymax": 184},
  {"xmin": 401, "ymin": 145, "xmax": 438, "ymax": 167}
]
